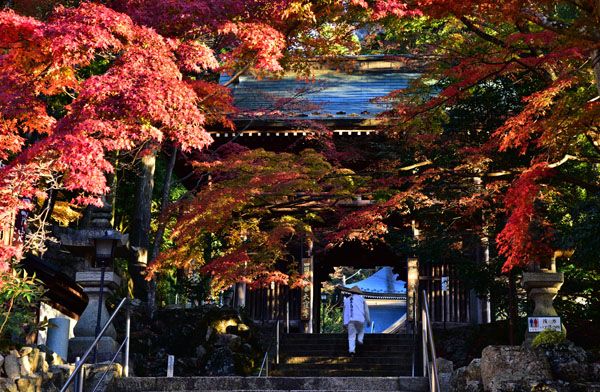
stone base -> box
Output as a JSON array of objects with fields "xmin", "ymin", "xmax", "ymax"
[{"xmin": 69, "ymin": 336, "xmax": 120, "ymax": 363}]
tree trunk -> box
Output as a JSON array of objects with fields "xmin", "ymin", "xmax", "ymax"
[
  {"xmin": 147, "ymin": 145, "xmax": 178, "ymax": 315},
  {"xmin": 508, "ymin": 269, "xmax": 518, "ymax": 345},
  {"xmin": 129, "ymin": 150, "xmax": 156, "ymax": 300},
  {"xmin": 593, "ymin": 49, "xmax": 600, "ymax": 95}
]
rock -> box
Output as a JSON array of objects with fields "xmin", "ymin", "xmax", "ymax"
[
  {"xmin": 543, "ymin": 342, "xmax": 589, "ymax": 382},
  {"xmin": 195, "ymin": 345, "xmax": 207, "ymax": 359},
  {"xmin": 38, "ymin": 352, "xmax": 48, "ymax": 373},
  {"xmin": 49, "ymin": 364, "xmax": 74, "ymax": 387},
  {"xmin": 225, "ymin": 325, "xmax": 239, "ymax": 334},
  {"xmin": 589, "ymin": 362, "xmax": 600, "ymax": 381},
  {"xmin": 85, "ymin": 363, "xmax": 122, "ymax": 391},
  {"xmin": 464, "ymin": 380, "xmax": 484, "ymax": 392},
  {"xmin": 0, "ymin": 378, "xmax": 18, "ymax": 392},
  {"xmin": 452, "ymin": 359, "xmax": 483, "ymax": 392},
  {"xmin": 439, "ymin": 372, "xmax": 452, "ymax": 391},
  {"xmin": 16, "ymin": 377, "xmax": 35, "ymax": 392},
  {"xmin": 437, "ymin": 358, "xmax": 454, "ymax": 392},
  {"xmin": 241, "ymin": 343, "xmax": 253, "ymax": 354},
  {"xmin": 19, "ymin": 354, "xmax": 32, "ymax": 376},
  {"xmin": 480, "ymin": 346, "xmax": 553, "ymax": 392},
  {"xmin": 215, "ymin": 334, "xmax": 241, "ymax": 350},
  {"xmin": 4, "ymin": 354, "xmax": 20, "ymax": 379},
  {"xmin": 531, "ymin": 380, "xmax": 571, "ymax": 392},
  {"xmin": 570, "ymin": 382, "xmax": 600, "ymax": 391},
  {"xmin": 437, "ymin": 357, "xmax": 454, "ymax": 373},
  {"xmin": 49, "ymin": 352, "xmax": 63, "ymax": 366},
  {"xmin": 29, "ymin": 349, "xmax": 40, "ymax": 373},
  {"xmin": 130, "ymin": 298, "xmax": 143, "ymax": 307},
  {"xmin": 465, "ymin": 358, "xmax": 481, "ymax": 381},
  {"xmin": 18, "ymin": 347, "xmax": 32, "ymax": 357},
  {"xmin": 205, "ymin": 347, "xmax": 236, "ymax": 376}
]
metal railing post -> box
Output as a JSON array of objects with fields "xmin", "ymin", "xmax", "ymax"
[
  {"xmin": 276, "ymin": 320, "xmax": 280, "ymax": 365},
  {"xmin": 124, "ymin": 299, "xmax": 130, "ymax": 377},
  {"xmin": 286, "ymin": 301, "xmax": 290, "ymax": 333},
  {"xmin": 78, "ymin": 364, "xmax": 85, "ymax": 392},
  {"xmin": 73, "ymin": 357, "xmax": 81, "ymax": 392},
  {"xmin": 421, "ymin": 290, "xmax": 440, "ymax": 392},
  {"xmin": 422, "ymin": 306, "xmax": 427, "ymax": 377}
]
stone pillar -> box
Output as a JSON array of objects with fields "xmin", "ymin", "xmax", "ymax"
[
  {"xmin": 407, "ymin": 257, "xmax": 419, "ymax": 325},
  {"xmin": 69, "ymin": 271, "xmax": 121, "ymax": 362},
  {"xmin": 522, "ymin": 269, "xmax": 564, "ymax": 345}
]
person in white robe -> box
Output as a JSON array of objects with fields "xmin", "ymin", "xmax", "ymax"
[{"xmin": 343, "ymin": 286, "xmax": 370, "ymax": 355}]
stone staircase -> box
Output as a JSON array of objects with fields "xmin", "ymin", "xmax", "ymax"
[
  {"xmin": 109, "ymin": 376, "xmax": 428, "ymax": 391},
  {"xmin": 272, "ymin": 333, "xmax": 419, "ymax": 377},
  {"xmin": 109, "ymin": 333, "xmax": 427, "ymax": 392}
]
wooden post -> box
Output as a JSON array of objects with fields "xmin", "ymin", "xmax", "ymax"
[{"xmin": 407, "ymin": 257, "xmax": 419, "ymax": 324}]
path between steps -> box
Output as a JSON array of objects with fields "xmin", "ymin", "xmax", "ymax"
[
  {"xmin": 272, "ymin": 333, "xmax": 419, "ymax": 377},
  {"xmin": 109, "ymin": 376, "xmax": 429, "ymax": 392}
]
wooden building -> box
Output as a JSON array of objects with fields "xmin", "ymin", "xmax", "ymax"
[{"xmin": 210, "ymin": 56, "xmax": 490, "ymax": 332}]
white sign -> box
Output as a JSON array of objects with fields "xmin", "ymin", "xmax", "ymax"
[
  {"xmin": 441, "ymin": 276, "xmax": 449, "ymax": 292},
  {"xmin": 528, "ymin": 317, "xmax": 561, "ymax": 332},
  {"xmin": 167, "ymin": 355, "xmax": 175, "ymax": 377}
]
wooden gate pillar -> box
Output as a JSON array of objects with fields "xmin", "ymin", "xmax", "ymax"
[
  {"xmin": 301, "ymin": 256, "xmax": 314, "ymax": 333},
  {"xmin": 407, "ymin": 257, "xmax": 419, "ymax": 324}
]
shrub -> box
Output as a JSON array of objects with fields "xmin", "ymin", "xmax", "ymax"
[
  {"xmin": 0, "ymin": 266, "xmax": 44, "ymax": 348},
  {"xmin": 532, "ymin": 329, "xmax": 566, "ymax": 348}
]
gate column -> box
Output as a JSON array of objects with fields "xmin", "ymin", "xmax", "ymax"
[{"xmin": 407, "ymin": 257, "xmax": 419, "ymax": 327}]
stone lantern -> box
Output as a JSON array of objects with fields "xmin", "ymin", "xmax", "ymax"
[
  {"xmin": 56, "ymin": 199, "xmax": 128, "ymax": 362},
  {"xmin": 522, "ymin": 253, "xmax": 565, "ymax": 345}
]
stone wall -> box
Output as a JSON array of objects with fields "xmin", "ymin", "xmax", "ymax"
[
  {"xmin": 449, "ymin": 341, "xmax": 600, "ymax": 392},
  {"xmin": 0, "ymin": 345, "xmax": 73, "ymax": 392},
  {"xmin": 115, "ymin": 304, "xmax": 266, "ymax": 377}
]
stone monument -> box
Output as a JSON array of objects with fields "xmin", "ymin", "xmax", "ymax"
[
  {"xmin": 57, "ymin": 199, "xmax": 127, "ymax": 362},
  {"xmin": 522, "ymin": 254, "xmax": 565, "ymax": 345}
]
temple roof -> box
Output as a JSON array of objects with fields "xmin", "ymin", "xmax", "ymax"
[
  {"xmin": 222, "ymin": 71, "xmax": 418, "ymax": 122},
  {"xmin": 346, "ymin": 266, "xmax": 406, "ymax": 296}
]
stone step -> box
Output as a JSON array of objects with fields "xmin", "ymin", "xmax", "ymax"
[
  {"xmin": 280, "ymin": 344, "xmax": 415, "ymax": 353},
  {"xmin": 281, "ymin": 341, "xmax": 415, "ymax": 348},
  {"xmin": 141, "ymin": 390, "xmax": 422, "ymax": 392},
  {"xmin": 142, "ymin": 390, "xmax": 422, "ymax": 392},
  {"xmin": 282, "ymin": 334, "xmax": 415, "ymax": 342},
  {"xmin": 269, "ymin": 369, "xmax": 415, "ymax": 377},
  {"xmin": 282, "ymin": 356, "xmax": 415, "ymax": 365},
  {"xmin": 279, "ymin": 349, "xmax": 413, "ymax": 362},
  {"xmin": 273, "ymin": 363, "xmax": 413, "ymax": 373},
  {"xmin": 109, "ymin": 376, "xmax": 429, "ymax": 391}
]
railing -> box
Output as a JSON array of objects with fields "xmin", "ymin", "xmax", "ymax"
[
  {"xmin": 60, "ymin": 297, "xmax": 130, "ymax": 392},
  {"xmin": 421, "ymin": 290, "xmax": 440, "ymax": 392},
  {"xmin": 411, "ymin": 289, "xmax": 417, "ymax": 377},
  {"xmin": 258, "ymin": 319, "xmax": 281, "ymax": 377},
  {"xmin": 257, "ymin": 299, "xmax": 289, "ymax": 377}
]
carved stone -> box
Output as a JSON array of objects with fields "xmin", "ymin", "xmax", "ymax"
[
  {"xmin": 522, "ymin": 271, "xmax": 565, "ymax": 344},
  {"xmin": 68, "ymin": 269, "xmax": 122, "ymax": 362}
]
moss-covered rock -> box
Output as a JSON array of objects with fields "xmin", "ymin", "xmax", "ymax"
[{"xmin": 533, "ymin": 330, "xmax": 567, "ymax": 348}]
